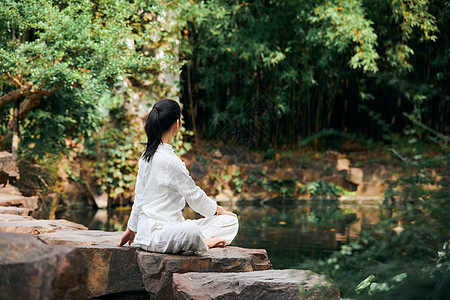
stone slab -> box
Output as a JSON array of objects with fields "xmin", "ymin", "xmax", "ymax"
[
  {"xmin": 0, "ymin": 214, "xmax": 34, "ymax": 221},
  {"xmin": 40, "ymin": 229, "xmax": 123, "ymax": 245},
  {"xmin": 0, "ymin": 184, "xmax": 23, "ymax": 195},
  {"xmin": 138, "ymin": 247, "xmax": 272, "ymax": 299},
  {"xmin": 172, "ymin": 269, "xmax": 340, "ymax": 300},
  {"xmin": 0, "ymin": 218, "xmax": 88, "ymax": 234},
  {"xmin": 0, "ymin": 193, "xmax": 38, "ymax": 210},
  {"xmin": 0, "ymin": 232, "xmax": 87, "ymax": 300},
  {"xmin": 0, "ymin": 205, "xmax": 30, "ymax": 216},
  {"xmin": 0, "ymin": 212, "xmax": 275, "ymax": 299}
]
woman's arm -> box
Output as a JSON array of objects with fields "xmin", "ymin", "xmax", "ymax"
[
  {"xmin": 216, "ymin": 205, "xmax": 237, "ymax": 218},
  {"xmin": 168, "ymin": 157, "xmax": 217, "ymax": 217},
  {"xmin": 118, "ymin": 169, "xmax": 144, "ymax": 246},
  {"xmin": 127, "ymin": 198, "xmax": 140, "ymax": 233},
  {"xmin": 126, "ymin": 170, "xmax": 144, "ymax": 232},
  {"xmin": 117, "ymin": 227, "xmax": 135, "ymax": 246}
]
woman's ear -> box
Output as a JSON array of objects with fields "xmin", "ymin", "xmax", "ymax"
[{"xmin": 172, "ymin": 119, "xmax": 180, "ymax": 136}]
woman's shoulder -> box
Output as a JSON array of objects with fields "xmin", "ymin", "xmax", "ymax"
[
  {"xmin": 166, "ymin": 154, "xmax": 191, "ymax": 175},
  {"xmin": 138, "ymin": 145, "xmax": 184, "ymax": 173},
  {"xmin": 167, "ymin": 154, "xmax": 185, "ymax": 167},
  {"xmin": 140, "ymin": 148, "xmax": 179, "ymax": 167}
]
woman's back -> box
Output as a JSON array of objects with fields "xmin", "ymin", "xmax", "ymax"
[
  {"xmin": 117, "ymin": 99, "xmax": 238, "ymax": 253},
  {"xmin": 134, "ymin": 144, "xmax": 185, "ymax": 236}
]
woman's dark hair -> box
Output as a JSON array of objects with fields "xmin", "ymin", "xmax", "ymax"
[{"xmin": 142, "ymin": 99, "xmax": 181, "ymax": 162}]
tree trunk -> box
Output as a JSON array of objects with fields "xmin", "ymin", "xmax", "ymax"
[
  {"xmin": 11, "ymin": 99, "xmax": 20, "ymax": 161},
  {"xmin": 186, "ymin": 65, "xmax": 198, "ymax": 144}
]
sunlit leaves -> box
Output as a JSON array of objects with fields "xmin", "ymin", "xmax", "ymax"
[
  {"xmin": 308, "ymin": 0, "xmax": 379, "ymax": 73},
  {"xmin": 0, "ymin": 0, "xmax": 166, "ymax": 98}
]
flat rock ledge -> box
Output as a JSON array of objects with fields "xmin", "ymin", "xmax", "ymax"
[
  {"xmin": 0, "ymin": 213, "xmax": 87, "ymax": 235},
  {"xmin": 0, "ymin": 205, "xmax": 30, "ymax": 216},
  {"xmin": 0, "ymin": 214, "xmax": 272, "ymax": 299},
  {"xmin": 173, "ymin": 269, "xmax": 340, "ymax": 300},
  {"xmin": 0, "ymin": 213, "xmax": 338, "ymax": 299}
]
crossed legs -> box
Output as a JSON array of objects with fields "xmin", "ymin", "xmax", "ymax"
[{"xmin": 139, "ymin": 215, "xmax": 239, "ymax": 254}]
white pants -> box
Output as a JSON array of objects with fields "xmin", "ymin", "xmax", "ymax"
[{"xmin": 137, "ymin": 215, "xmax": 239, "ymax": 254}]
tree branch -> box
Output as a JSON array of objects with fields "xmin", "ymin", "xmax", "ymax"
[
  {"xmin": 0, "ymin": 82, "xmax": 34, "ymax": 110},
  {"xmin": 6, "ymin": 89, "xmax": 55, "ymax": 128},
  {"xmin": 6, "ymin": 73, "xmax": 23, "ymax": 87},
  {"xmin": 403, "ymin": 112, "xmax": 450, "ymax": 142}
]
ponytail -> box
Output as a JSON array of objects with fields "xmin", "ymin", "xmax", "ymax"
[{"xmin": 142, "ymin": 99, "xmax": 181, "ymax": 162}]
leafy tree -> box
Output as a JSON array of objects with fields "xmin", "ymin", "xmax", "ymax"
[
  {"xmin": 0, "ymin": 0, "xmax": 194, "ymax": 205},
  {"xmin": 0, "ymin": 0, "xmax": 168, "ymax": 158}
]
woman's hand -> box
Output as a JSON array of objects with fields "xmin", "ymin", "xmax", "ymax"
[
  {"xmin": 216, "ymin": 205, "xmax": 237, "ymax": 218},
  {"xmin": 116, "ymin": 227, "xmax": 135, "ymax": 247}
]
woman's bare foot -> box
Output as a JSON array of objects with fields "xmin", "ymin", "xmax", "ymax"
[{"xmin": 204, "ymin": 237, "xmax": 226, "ymax": 248}]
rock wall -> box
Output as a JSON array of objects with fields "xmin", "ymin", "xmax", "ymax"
[{"xmin": 182, "ymin": 147, "xmax": 392, "ymax": 202}]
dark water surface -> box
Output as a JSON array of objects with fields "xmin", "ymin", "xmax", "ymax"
[{"xmin": 56, "ymin": 199, "xmax": 381, "ymax": 269}]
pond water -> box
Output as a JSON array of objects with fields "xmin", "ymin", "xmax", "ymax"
[{"xmin": 56, "ymin": 199, "xmax": 381, "ymax": 269}]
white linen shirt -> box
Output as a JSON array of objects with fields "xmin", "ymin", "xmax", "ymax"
[{"xmin": 127, "ymin": 143, "xmax": 217, "ymax": 246}]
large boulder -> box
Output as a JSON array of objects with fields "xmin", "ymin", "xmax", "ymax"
[
  {"xmin": 76, "ymin": 245, "xmax": 272, "ymax": 299},
  {"xmin": 76, "ymin": 244, "xmax": 145, "ymax": 298},
  {"xmin": 0, "ymin": 232, "xmax": 87, "ymax": 300},
  {"xmin": 172, "ymin": 269, "xmax": 340, "ymax": 300},
  {"xmin": 138, "ymin": 247, "xmax": 272, "ymax": 299}
]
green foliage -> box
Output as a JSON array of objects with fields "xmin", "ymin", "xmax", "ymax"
[
  {"xmin": 196, "ymin": 153, "xmax": 209, "ymax": 167},
  {"xmin": 247, "ymin": 169, "xmax": 352, "ymax": 198},
  {"xmin": 302, "ymin": 180, "xmax": 353, "ymax": 197},
  {"xmin": 232, "ymin": 169, "xmax": 244, "ymax": 193},
  {"xmin": 16, "ymin": 153, "xmax": 61, "ymax": 194},
  {"xmin": 263, "ymin": 178, "xmax": 298, "ymax": 198},
  {"xmin": 0, "ymin": 0, "xmax": 176, "ymax": 155},
  {"xmin": 265, "ymin": 148, "xmax": 276, "ymax": 159},
  {"xmin": 299, "ymin": 117, "xmax": 450, "ymax": 298},
  {"xmin": 173, "ymin": 123, "xmax": 194, "ymax": 156},
  {"xmin": 18, "ymin": 90, "xmax": 101, "ymax": 158},
  {"xmin": 179, "ymin": 0, "xmax": 448, "ymax": 148},
  {"xmin": 0, "ymin": 0, "xmax": 188, "ymax": 200},
  {"xmin": 247, "ymin": 170, "xmax": 298, "ymax": 197},
  {"xmin": 81, "ymin": 102, "xmax": 142, "ymax": 201},
  {"xmin": 308, "ymin": 0, "xmax": 379, "ymax": 73},
  {"xmin": 0, "ymin": 0, "xmax": 165, "ymax": 94}
]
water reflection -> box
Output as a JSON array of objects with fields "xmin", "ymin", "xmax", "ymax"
[{"xmin": 56, "ymin": 199, "xmax": 381, "ymax": 268}]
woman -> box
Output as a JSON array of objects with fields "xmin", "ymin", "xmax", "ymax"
[{"xmin": 117, "ymin": 99, "xmax": 238, "ymax": 253}]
